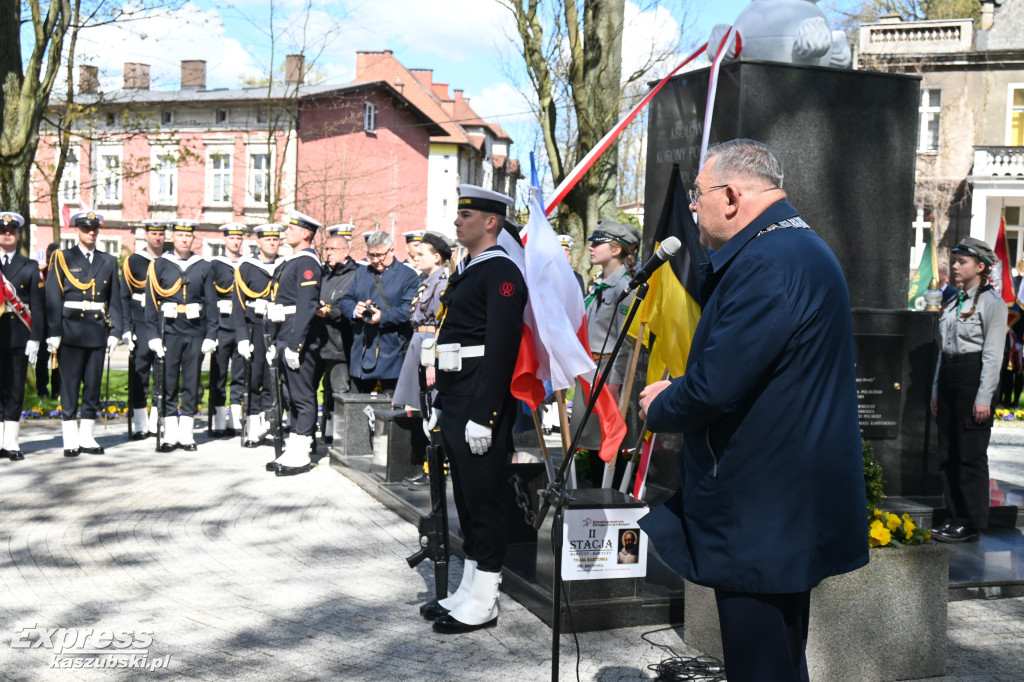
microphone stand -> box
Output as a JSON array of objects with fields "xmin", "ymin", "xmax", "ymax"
[{"xmin": 533, "ymin": 281, "xmax": 649, "ymax": 682}]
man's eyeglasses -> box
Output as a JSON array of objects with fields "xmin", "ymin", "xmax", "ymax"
[
  {"xmin": 367, "ymin": 249, "xmax": 392, "ymax": 261},
  {"xmin": 688, "ymin": 185, "xmax": 728, "ymax": 205}
]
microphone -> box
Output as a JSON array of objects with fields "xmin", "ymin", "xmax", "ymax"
[{"xmin": 618, "ymin": 236, "xmax": 681, "ymax": 301}]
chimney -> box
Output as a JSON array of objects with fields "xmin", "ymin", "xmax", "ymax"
[
  {"xmin": 453, "ymin": 88, "xmax": 465, "ymax": 102},
  {"xmin": 431, "ymin": 82, "xmax": 450, "ymax": 100},
  {"xmin": 411, "ymin": 68, "xmax": 433, "ymax": 86},
  {"xmin": 285, "ymin": 54, "xmax": 305, "ymax": 84},
  {"xmin": 181, "ymin": 60, "xmax": 206, "ymax": 89},
  {"xmin": 981, "ymin": 1, "xmax": 995, "ymax": 30},
  {"xmin": 79, "ymin": 65, "xmax": 99, "ymax": 95},
  {"xmin": 124, "ymin": 63, "xmax": 151, "ymax": 90},
  {"xmin": 355, "ymin": 49, "xmax": 394, "ymax": 80}
]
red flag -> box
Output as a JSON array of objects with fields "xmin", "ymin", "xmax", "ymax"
[
  {"xmin": 993, "ymin": 217, "xmax": 1016, "ymax": 304},
  {"xmin": 60, "ymin": 203, "xmax": 71, "ymax": 231}
]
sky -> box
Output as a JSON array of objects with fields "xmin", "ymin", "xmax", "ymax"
[{"xmin": 46, "ymin": 0, "xmax": 757, "ymax": 180}]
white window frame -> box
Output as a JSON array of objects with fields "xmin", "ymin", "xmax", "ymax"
[
  {"xmin": 60, "ymin": 233, "xmax": 78, "ymax": 250},
  {"xmin": 918, "ymin": 87, "xmax": 941, "ymax": 153},
  {"xmin": 216, "ymin": 109, "xmax": 228, "ymax": 125},
  {"xmin": 97, "ymin": 235, "xmax": 121, "ymax": 256},
  {"xmin": 59, "ymin": 146, "xmax": 81, "ymax": 203},
  {"xmin": 364, "ymin": 101, "xmax": 376, "ymax": 133},
  {"xmin": 207, "ymin": 148, "xmax": 233, "ymax": 205},
  {"xmin": 151, "ymin": 146, "xmax": 178, "ymax": 205},
  {"xmin": 1006, "ymin": 83, "xmax": 1024, "ymax": 146},
  {"xmin": 161, "ymin": 110, "xmax": 173, "ymax": 125},
  {"xmin": 203, "ymin": 237, "xmax": 226, "ymax": 258},
  {"xmin": 248, "ymin": 151, "xmax": 271, "ymax": 205},
  {"xmin": 98, "ymin": 148, "xmax": 122, "ymax": 204}
]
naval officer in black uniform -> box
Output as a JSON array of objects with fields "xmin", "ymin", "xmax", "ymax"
[
  {"xmin": 265, "ymin": 212, "xmax": 323, "ymax": 476},
  {"xmin": 120, "ymin": 220, "xmax": 168, "ymax": 439},
  {"xmin": 0, "ymin": 211, "xmax": 44, "ymax": 460},
  {"xmin": 45, "ymin": 211, "xmax": 123, "ymax": 457},
  {"xmin": 423, "ymin": 184, "xmax": 526, "ymax": 634},
  {"xmin": 145, "ymin": 220, "xmax": 219, "ymax": 452},
  {"xmin": 209, "ymin": 222, "xmax": 248, "ymax": 437}
]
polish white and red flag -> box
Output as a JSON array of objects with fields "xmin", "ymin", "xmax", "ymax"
[{"xmin": 505, "ymin": 187, "xmax": 627, "ymax": 465}]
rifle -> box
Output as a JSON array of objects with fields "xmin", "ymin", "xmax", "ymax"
[
  {"xmin": 126, "ymin": 331, "xmax": 135, "ymax": 439},
  {"xmin": 239, "ymin": 324, "xmax": 253, "ymax": 447},
  {"xmin": 263, "ymin": 322, "xmax": 284, "ymax": 461},
  {"xmin": 155, "ymin": 315, "xmax": 166, "ymax": 452},
  {"xmin": 405, "ymin": 364, "xmax": 449, "ymax": 602},
  {"xmin": 103, "ymin": 347, "xmax": 112, "ymax": 430}
]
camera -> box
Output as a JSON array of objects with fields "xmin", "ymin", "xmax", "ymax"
[{"xmin": 360, "ymin": 303, "xmax": 379, "ymax": 321}]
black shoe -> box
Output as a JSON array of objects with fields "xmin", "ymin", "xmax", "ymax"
[
  {"xmin": 64, "ymin": 449, "xmax": 80, "ymax": 458},
  {"xmin": 324, "ymin": 436, "xmax": 334, "ymax": 445},
  {"xmin": 158, "ymin": 443, "xmax": 178, "ymax": 453},
  {"xmin": 275, "ymin": 463, "xmax": 314, "ymax": 477},
  {"xmin": 181, "ymin": 443, "xmax": 198, "ymax": 452},
  {"xmin": 404, "ymin": 473, "xmax": 429, "ymax": 490},
  {"xmin": 224, "ymin": 427, "xmax": 237, "ymax": 438},
  {"xmin": 8, "ymin": 450, "xmax": 24, "ymax": 461},
  {"xmin": 432, "ymin": 614, "xmax": 497, "ymax": 634},
  {"xmin": 266, "ymin": 460, "xmax": 282, "ymax": 472},
  {"xmin": 929, "ymin": 521, "xmax": 952, "ymax": 536},
  {"xmin": 933, "ymin": 525, "xmax": 979, "ymax": 543},
  {"xmin": 210, "ymin": 429, "xmax": 226, "ymax": 438},
  {"xmin": 420, "ymin": 601, "xmax": 449, "ymax": 621},
  {"xmin": 243, "ymin": 439, "xmax": 262, "ymax": 449},
  {"xmin": 129, "ymin": 431, "xmax": 149, "ymax": 441},
  {"xmin": 80, "ymin": 445, "xmax": 105, "ymax": 455},
  {"xmin": 0, "ymin": 448, "xmax": 6, "ymax": 460}
]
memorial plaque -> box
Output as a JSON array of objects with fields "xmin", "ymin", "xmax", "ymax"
[{"xmin": 855, "ymin": 334, "xmax": 904, "ymax": 439}]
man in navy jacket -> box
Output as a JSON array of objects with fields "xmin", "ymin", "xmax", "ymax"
[{"xmin": 639, "ymin": 140, "xmax": 868, "ymax": 681}]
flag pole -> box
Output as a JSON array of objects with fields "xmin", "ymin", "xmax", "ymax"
[
  {"xmin": 617, "ymin": 368, "xmax": 669, "ymax": 494},
  {"xmin": 600, "ymin": 322, "xmax": 646, "ymax": 488},
  {"xmin": 554, "ymin": 389, "xmax": 577, "ymax": 489},
  {"xmin": 531, "ymin": 409, "xmax": 556, "ymax": 484}
]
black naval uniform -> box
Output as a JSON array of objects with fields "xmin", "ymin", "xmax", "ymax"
[
  {"xmin": 0, "ymin": 251, "xmax": 44, "ymax": 421},
  {"xmin": 232, "ymin": 255, "xmax": 280, "ymax": 431},
  {"xmin": 434, "ymin": 246, "xmax": 526, "ymax": 573},
  {"xmin": 209, "ymin": 255, "xmax": 246, "ymax": 430},
  {"xmin": 121, "ymin": 250, "xmax": 159, "ymax": 431},
  {"xmin": 269, "ymin": 249, "xmax": 323, "ymax": 437},
  {"xmin": 46, "ymin": 245, "xmax": 123, "ymax": 421},
  {"xmin": 145, "ymin": 253, "xmax": 218, "ymax": 419},
  {"xmin": 319, "ymin": 256, "xmax": 358, "ymax": 420}
]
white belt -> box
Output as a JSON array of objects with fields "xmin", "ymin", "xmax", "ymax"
[
  {"xmin": 267, "ymin": 303, "xmax": 296, "ymax": 322},
  {"xmin": 248, "ymin": 299, "xmax": 268, "ymax": 315},
  {"xmin": 161, "ymin": 302, "xmax": 201, "ymax": 319},
  {"xmin": 436, "ymin": 343, "xmax": 485, "ymax": 372},
  {"xmin": 132, "ymin": 293, "xmax": 146, "ymax": 304},
  {"xmin": 64, "ymin": 301, "xmax": 106, "ymax": 311},
  {"xmin": 459, "ymin": 345, "xmax": 485, "ymax": 359},
  {"xmin": 217, "ymin": 299, "xmax": 233, "ymax": 315}
]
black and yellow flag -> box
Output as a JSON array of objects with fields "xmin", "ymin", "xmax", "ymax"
[{"xmin": 628, "ymin": 164, "xmax": 708, "ymax": 383}]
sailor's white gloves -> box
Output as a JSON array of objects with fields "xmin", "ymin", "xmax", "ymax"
[
  {"xmin": 266, "ymin": 344, "xmax": 278, "ymax": 364},
  {"xmin": 465, "ymin": 420, "xmax": 492, "ymax": 455},
  {"xmin": 46, "ymin": 337, "xmax": 61, "ymax": 353},
  {"xmin": 284, "ymin": 348, "xmax": 301, "ymax": 370},
  {"xmin": 201, "ymin": 338, "xmax": 218, "ymax": 355},
  {"xmin": 123, "ymin": 331, "xmax": 135, "ymax": 351},
  {"xmin": 25, "ymin": 340, "xmax": 39, "ymax": 365},
  {"xmin": 237, "ymin": 340, "xmax": 253, "ymax": 360},
  {"xmin": 106, "ymin": 335, "xmax": 120, "ymax": 352},
  {"xmin": 149, "ymin": 338, "xmax": 165, "ymax": 358},
  {"xmin": 423, "ymin": 409, "xmax": 440, "ymax": 438}
]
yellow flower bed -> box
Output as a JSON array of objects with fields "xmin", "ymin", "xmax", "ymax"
[{"xmin": 869, "ymin": 509, "xmax": 930, "ymax": 548}]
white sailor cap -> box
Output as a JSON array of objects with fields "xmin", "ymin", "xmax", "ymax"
[
  {"xmin": 403, "ymin": 230, "xmax": 426, "ymax": 244},
  {"xmin": 288, "ymin": 211, "xmax": 322, "ymax": 233},
  {"xmin": 326, "ymin": 224, "xmax": 355, "ymax": 238},
  {"xmin": 558, "ymin": 234, "xmax": 575, "ymax": 249},
  {"xmin": 456, "ymin": 184, "xmax": 514, "ymax": 216},
  {"xmin": 219, "ymin": 222, "xmax": 248, "ymax": 236},
  {"xmin": 171, "ymin": 219, "xmax": 199, "ymax": 233},
  {"xmin": 0, "ymin": 212, "xmax": 25, "ymax": 229},
  {"xmin": 254, "ymin": 223, "xmax": 283, "ymax": 238},
  {"xmin": 141, "ymin": 220, "xmax": 169, "ymax": 232},
  {"xmin": 72, "ymin": 211, "xmax": 103, "ymax": 228}
]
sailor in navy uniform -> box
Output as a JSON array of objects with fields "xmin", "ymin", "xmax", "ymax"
[
  {"xmin": 0, "ymin": 212, "xmax": 44, "ymax": 460},
  {"xmin": 265, "ymin": 211, "xmax": 323, "ymax": 476},
  {"xmin": 145, "ymin": 220, "xmax": 219, "ymax": 452},
  {"xmin": 232, "ymin": 224, "xmax": 282, "ymax": 447},
  {"xmin": 45, "ymin": 211, "xmax": 123, "ymax": 457},
  {"xmin": 317, "ymin": 224, "xmax": 359, "ymax": 444},
  {"xmin": 120, "ymin": 220, "xmax": 168, "ymax": 439},
  {"xmin": 208, "ymin": 223, "xmax": 248, "ymax": 437},
  {"xmin": 403, "ymin": 230, "xmax": 426, "ymax": 277},
  {"xmin": 423, "ymin": 184, "xmax": 526, "ymax": 634}
]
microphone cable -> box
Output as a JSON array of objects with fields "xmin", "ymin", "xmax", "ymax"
[{"xmin": 641, "ymin": 626, "xmax": 726, "ymax": 681}]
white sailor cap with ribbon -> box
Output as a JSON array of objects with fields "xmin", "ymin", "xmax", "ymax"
[
  {"xmin": 71, "ymin": 211, "xmax": 103, "ymax": 228},
  {"xmin": 403, "ymin": 229, "xmax": 426, "ymax": 244},
  {"xmin": 254, "ymin": 223, "xmax": 283, "ymax": 238},
  {"xmin": 456, "ymin": 184, "xmax": 514, "ymax": 216},
  {"xmin": 326, "ymin": 223, "xmax": 355, "ymax": 238},
  {"xmin": 288, "ymin": 211, "xmax": 323, "ymax": 233},
  {"xmin": 0, "ymin": 212, "xmax": 25, "ymax": 229},
  {"xmin": 558, "ymin": 234, "xmax": 575, "ymax": 249},
  {"xmin": 142, "ymin": 220, "xmax": 169, "ymax": 233},
  {"xmin": 171, "ymin": 219, "xmax": 199, "ymax": 233},
  {"xmin": 219, "ymin": 222, "xmax": 248, "ymax": 236}
]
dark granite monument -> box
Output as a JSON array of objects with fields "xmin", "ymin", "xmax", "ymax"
[{"xmin": 643, "ymin": 60, "xmax": 940, "ymax": 497}]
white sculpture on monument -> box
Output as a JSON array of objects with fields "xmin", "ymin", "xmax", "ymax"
[{"xmin": 709, "ymin": 0, "xmax": 853, "ymax": 69}]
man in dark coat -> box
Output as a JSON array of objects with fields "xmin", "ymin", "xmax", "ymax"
[
  {"xmin": 639, "ymin": 140, "xmax": 868, "ymax": 681},
  {"xmin": 317, "ymin": 225, "xmax": 359, "ymax": 441},
  {"xmin": 0, "ymin": 212, "xmax": 44, "ymax": 460},
  {"xmin": 339, "ymin": 231, "xmax": 420, "ymax": 394},
  {"xmin": 208, "ymin": 222, "xmax": 248, "ymax": 437}
]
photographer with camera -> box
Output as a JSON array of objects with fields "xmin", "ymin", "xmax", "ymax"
[{"xmin": 339, "ymin": 231, "xmax": 420, "ymax": 394}]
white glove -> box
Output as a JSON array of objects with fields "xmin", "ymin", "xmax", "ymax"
[
  {"xmin": 201, "ymin": 338, "xmax": 218, "ymax": 354},
  {"xmin": 149, "ymin": 338, "xmax": 165, "ymax": 358},
  {"xmin": 106, "ymin": 335, "xmax": 120, "ymax": 352},
  {"xmin": 266, "ymin": 344, "xmax": 278, "ymax": 365},
  {"xmin": 123, "ymin": 331, "xmax": 135, "ymax": 352},
  {"xmin": 25, "ymin": 340, "xmax": 39, "ymax": 365},
  {"xmin": 238, "ymin": 340, "xmax": 253, "ymax": 360},
  {"xmin": 423, "ymin": 408, "xmax": 440, "ymax": 438},
  {"xmin": 465, "ymin": 420, "xmax": 492, "ymax": 456},
  {"xmin": 47, "ymin": 337, "xmax": 61, "ymax": 354},
  {"xmin": 284, "ymin": 347, "xmax": 300, "ymax": 370}
]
